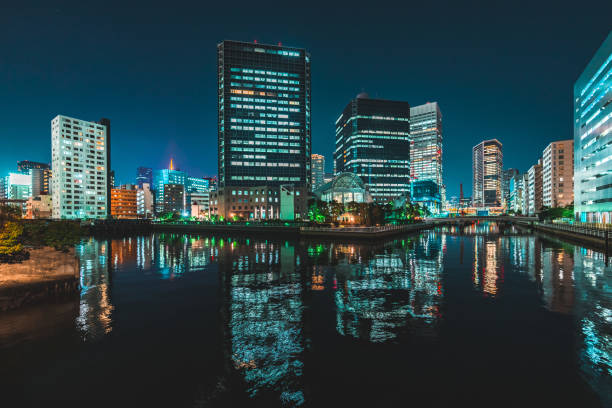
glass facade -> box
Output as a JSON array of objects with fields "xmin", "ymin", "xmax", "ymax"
[
  {"xmin": 411, "ymin": 180, "xmax": 441, "ymax": 214},
  {"xmin": 472, "ymin": 139, "xmax": 503, "ymax": 208},
  {"xmin": 315, "ymin": 172, "xmax": 372, "ymax": 204},
  {"xmin": 153, "ymin": 168, "xmax": 186, "ymax": 214},
  {"xmin": 217, "ymin": 40, "xmax": 311, "ymax": 188},
  {"xmin": 334, "ymin": 95, "xmax": 411, "ymax": 203},
  {"xmin": 409, "ymin": 102, "xmax": 443, "ymax": 212},
  {"xmin": 311, "ymin": 153, "xmax": 325, "ymax": 191},
  {"xmin": 136, "ymin": 166, "xmax": 153, "ymax": 189},
  {"xmin": 574, "ymin": 32, "xmax": 612, "ymax": 223}
]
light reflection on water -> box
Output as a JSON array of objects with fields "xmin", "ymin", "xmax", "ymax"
[{"xmin": 0, "ymin": 227, "xmax": 610, "ymax": 407}]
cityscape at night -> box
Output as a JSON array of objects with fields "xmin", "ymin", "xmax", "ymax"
[{"xmin": 0, "ymin": 2, "xmax": 611, "ymax": 407}]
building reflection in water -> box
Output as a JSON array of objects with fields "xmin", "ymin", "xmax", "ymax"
[
  {"xmin": 75, "ymin": 237, "xmax": 114, "ymax": 340},
  {"xmin": 572, "ymin": 247, "xmax": 611, "ymax": 405},
  {"xmin": 473, "ymin": 236, "xmax": 501, "ymax": 297},
  {"xmin": 332, "ymin": 232, "xmax": 444, "ymax": 343},
  {"xmin": 219, "ymin": 240, "xmax": 306, "ymax": 406},
  {"xmin": 68, "ymin": 231, "xmax": 610, "ymax": 406}
]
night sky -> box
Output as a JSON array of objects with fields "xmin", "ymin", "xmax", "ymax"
[{"xmin": 1, "ymin": 1, "xmax": 611, "ymax": 197}]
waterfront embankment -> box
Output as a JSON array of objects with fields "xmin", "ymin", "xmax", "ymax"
[{"xmin": 0, "ymin": 247, "xmax": 80, "ymax": 311}]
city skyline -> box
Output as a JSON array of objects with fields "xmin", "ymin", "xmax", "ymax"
[{"xmin": 1, "ymin": 3, "xmax": 610, "ymax": 197}]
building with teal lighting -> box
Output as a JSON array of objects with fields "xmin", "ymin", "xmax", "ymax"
[
  {"xmin": 217, "ymin": 40, "xmax": 311, "ymax": 189},
  {"xmin": 574, "ymin": 31, "xmax": 612, "ymax": 223},
  {"xmin": 154, "ymin": 165, "xmax": 186, "ymax": 214}
]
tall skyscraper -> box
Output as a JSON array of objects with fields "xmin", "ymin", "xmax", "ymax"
[
  {"xmin": 501, "ymin": 168, "xmax": 519, "ymax": 208},
  {"xmin": 527, "ymin": 160, "xmax": 543, "ymax": 215},
  {"xmin": 311, "ymin": 153, "xmax": 325, "ymax": 191},
  {"xmin": 574, "ymin": 32, "xmax": 612, "ymax": 223},
  {"xmin": 334, "ymin": 94, "xmax": 411, "ymax": 203},
  {"xmin": 17, "ymin": 161, "xmax": 51, "ymax": 195},
  {"xmin": 136, "ymin": 166, "xmax": 153, "ymax": 189},
  {"xmin": 542, "ymin": 140, "xmax": 574, "ymax": 208},
  {"xmin": 217, "ymin": 40, "xmax": 311, "ymax": 189},
  {"xmin": 409, "ymin": 102, "xmax": 443, "ymax": 189},
  {"xmin": 51, "ymin": 115, "xmax": 108, "ymax": 219},
  {"xmin": 472, "ymin": 139, "xmax": 503, "ymax": 208},
  {"xmin": 153, "ymin": 160, "xmax": 186, "ymax": 214}
]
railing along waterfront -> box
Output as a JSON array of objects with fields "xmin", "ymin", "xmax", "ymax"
[
  {"xmin": 533, "ymin": 221, "xmax": 611, "ymax": 240},
  {"xmin": 300, "ymin": 224, "xmax": 424, "ymax": 234}
]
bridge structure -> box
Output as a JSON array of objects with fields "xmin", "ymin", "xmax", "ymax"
[{"xmin": 426, "ymin": 216, "xmax": 538, "ymax": 226}]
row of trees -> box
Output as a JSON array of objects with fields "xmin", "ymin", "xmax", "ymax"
[
  {"xmin": 0, "ymin": 205, "xmax": 82, "ymax": 263},
  {"xmin": 307, "ymin": 199, "xmax": 430, "ymax": 226}
]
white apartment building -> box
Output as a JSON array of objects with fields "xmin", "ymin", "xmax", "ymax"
[
  {"xmin": 51, "ymin": 115, "xmax": 108, "ymax": 219},
  {"xmin": 137, "ymin": 183, "xmax": 154, "ymax": 218}
]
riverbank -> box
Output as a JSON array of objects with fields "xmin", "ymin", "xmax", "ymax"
[
  {"xmin": 0, "ymin": 247, "xmax": 80, "ymax": 311},
  {"xmin": 516, "ymin": 221, "xmax": 611, "ymax": 251}
]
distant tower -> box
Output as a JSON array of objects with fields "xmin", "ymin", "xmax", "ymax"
[{"xmin": 472, "ymin": 139, "xmax": 503, "ymax": 208}]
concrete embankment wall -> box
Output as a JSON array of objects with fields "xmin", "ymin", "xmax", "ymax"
[
  {"xmin": 517, "ymin": 222, "xmax": 608, "ymax": 250},
  {"xmin": 0, "ymin": 248, "xmax": 80, "ymax": 311}
]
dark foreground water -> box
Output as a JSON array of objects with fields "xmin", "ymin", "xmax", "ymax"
[{"xmin": 0, "ymin": 224, "xmax": 610, "ymax": 407}]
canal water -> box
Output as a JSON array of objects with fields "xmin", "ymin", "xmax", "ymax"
[{"xmin": 0, "ymin": 224, "xmax": 610, "ymax": 407}]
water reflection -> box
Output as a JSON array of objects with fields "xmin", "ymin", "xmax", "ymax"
[{"xmin": 1, "ymin": 227, "xmax": 610, "ymax": 407}]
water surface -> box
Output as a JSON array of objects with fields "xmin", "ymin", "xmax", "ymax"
[{"xmin": 0, "ymin": 225, "xmax": 610, "ymax": 407}]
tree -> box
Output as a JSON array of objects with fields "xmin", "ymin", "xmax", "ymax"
[
  {"xmin": 329, "ymin": 201, "xmax": 344, "ymax": 221},
  {"xmin": 0, "ymin": 204, "xmax": 21, "ymax": 227},
  {"xmin": 44, "ymin": 222, "xmax": 82, "ymax": 252},
  {"xmin": 0, "ymin": 221, "xmax": 27, "ymax": 262},
  {"xmin": 307, "ymin": 198, "xmax": 330, "ymax": 223}
]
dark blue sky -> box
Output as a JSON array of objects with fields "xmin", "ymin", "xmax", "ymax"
[{"xmin": 1, "ymin": 1, "xmax": 610, "ymax": 197}]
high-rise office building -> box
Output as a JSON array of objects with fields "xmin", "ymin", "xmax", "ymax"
[
  {"xmin": 51, "ymin": 115, "xmax": 108, "ymax": 219},
  {"xmin": 17, "ymin": 160, "xmax": 49, "ymax": 174},
  {"xmin": 5, "ymin": 173, "xmax": 31, "ymax": 200},
  {"xmin": 521, "ymin": 172, "xmax": 530, "ymax": 214},
  {"xmin": 311, "ymin": 153, "xmax": 325, "ymax": 191},
  {"xmin": 186, "ymin": 176, "xmax": 209, "ymax": 193},
  {"xmin": 472, "ymin": 139, "xmax": 503, "ymax": 208},
  {"xmin": 136, "ymin": 167, "xmax": 153, "ymax": 189},
  {"xmin": 334, "ymin": 94, "xmax": 411, "ymax": 203},
  {"xmin": 153, "ymin": 161, "xmax": 186, "ymax": 214},
  {"xmin": 501, "ymin": 168, "xmax": 519, "ymax": 208},
  {"xmin": 17, "ymin": 161, "xmax": 51, "ymax": 195},
  {"xmin": 574, "ymin": 32, "xmax": 612, "ymax": 223},
  {"xmin": 203, "ymin": 176, "xmax": 218, "ymax": 191},
  {"xmin": 509, "ymin": 173, "xmax": 525, "ymax": 213},
  {"xmin": 409, "ymin": 102, "xmax": 443, "ymax": 190},
  {"xmin": 217, "ymin": 40, "xmax": 311, "ymax": 188},
  {"xmin": 527, "ymin": 160, "xmax": 543, "ymax": 215},
  {"xmin": 162, "ymin": 184, "xmax": 185, "ymax": 214},
  {"xmin": 542, "ymin": 140, "xmax": 574, "ymax": 209}
]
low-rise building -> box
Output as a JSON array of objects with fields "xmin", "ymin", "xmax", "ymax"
[
  {"xmin": 190, "ymin": 191, "xmax": 210, "ymax": 219},
  {"xmin": 137, "ymin": 183, "xmax": 154, "ymax": 218},
  {"xmin": 25, "ymin": 195, "xmax": 52, "ymax": 219},
  {"xmin": 314, "ymin": 173, "xmax": 372, "ymax": 204},
  {"xmin": 210, "ymin": 185, "xmax": 307, "ymax": 221},
  {"xmin": 111, "ymin": 185, "xmax": 138, "ymax": 219}
]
